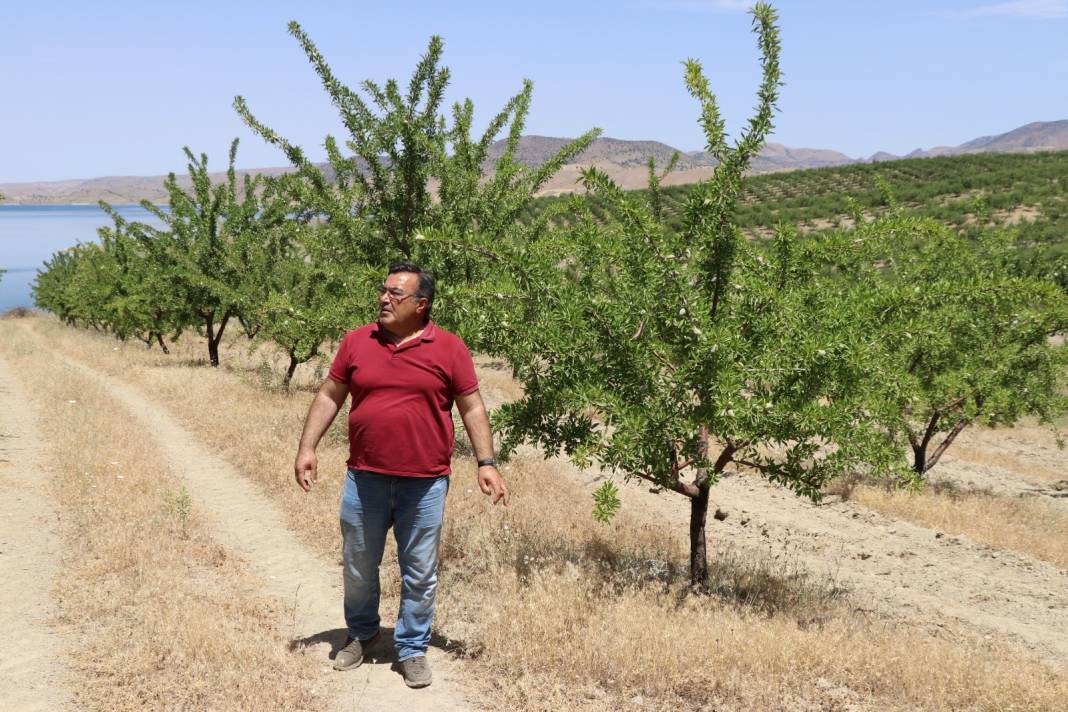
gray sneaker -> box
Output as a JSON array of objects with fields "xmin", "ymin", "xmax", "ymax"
[
  {"xmin": 332, "ymin": 631, "xmax": 381, "ymax": 671},
  {"xmin": 400, "ymin": 655, "xmax": 432, "ymax": 688}
]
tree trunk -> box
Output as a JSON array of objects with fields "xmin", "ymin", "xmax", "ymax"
[
  {"xmin": 685, "ymin": 429, "xmax": 733, "ymax": 587},
  {"xmin": 205, "ymin": 315, "xmax": 219, "ymax": 367},
  {"xmin": 911, "ymin": 442, "xmax": 927, "ymax": 476},
  {"xmin": 155, "ymin": 333, "xmax": 169, "ymax": 355},
  {"xmin": 923, "ymin": 418, "xmax": 971, "ymax": 473},
  {"xmin": 283, "ymin": 351, "xmax": 299, "ymax": 391},
  {"xmin": 205, "ymin": 311, "xmax": 231, "ymax": 368},
  {"xmin": 239, "ymin": 316, "xmax": 260, "ymax": 339},
  {"xmin": 689, "ymin": 479, "xmax": 711, "ymax": 585},
  {"xmin": 911, "ymin": 410, "xmax": 941, "ymax": 477},
  {"xmin": 912, "ymin": 397, "xmax": 979, "ymax": 477}
]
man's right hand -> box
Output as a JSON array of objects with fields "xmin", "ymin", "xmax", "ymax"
[{"xmin": 294, "ymin": 449, "xmax": 318, "ymax": 492}]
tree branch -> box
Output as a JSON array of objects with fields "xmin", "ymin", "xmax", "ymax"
[
  {"xmin": 924, "ymin": 394, "xmax": 984, "ymax": 472},
  {"xmin": 934, "ymin": 396, "xmax": 966, "ymax": 414},
  {"xmin": 918, "ymin": 410, "xmax": 942, "ymax": 454},
  {"xmin": 712, "ymin": 443, "xmax": 736, "ymax": 473},
  {"xmin": 924, "ymin": 417, "xmax": 970, "ymax": 472},
  {"xmin": 905, "ymin": 425, "xmax": 920, "ymax": 451}
]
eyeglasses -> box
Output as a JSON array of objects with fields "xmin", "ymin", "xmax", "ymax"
[{"xmin": 377, "ymin": 285, "xmax": 419, "ymax": 303}]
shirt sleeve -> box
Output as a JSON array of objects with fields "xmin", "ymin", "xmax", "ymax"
[
  {"xmin": 450, "ymin": 337, "xmax": 479, "ymax": 397},
  {"xmin": 327, "ymin": 333, "xmax": 354, "ymax": 384}
]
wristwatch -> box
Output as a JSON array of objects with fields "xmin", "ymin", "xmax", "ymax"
[{"xmin": 477, "ymin": 458, "xmax": 498, "ymax": 468}]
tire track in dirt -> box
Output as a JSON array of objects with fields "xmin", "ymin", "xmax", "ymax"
[
  {"xmin": 713, "ymin": 474, "xmax": 1068, "ymax": 658},
  {"xmin": 21, "ymin": 325, "xmax": 473, "ymax": 711},
  {"xmin": 0, "ymin": 345, "xmax": 70, "ymax": 711}
]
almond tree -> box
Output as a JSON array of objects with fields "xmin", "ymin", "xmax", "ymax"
[
  {"xmin": 827, "ymin": 215, "xmax": 1068, "ymax": 476},
  {"xmin": 466, "ymin": 3, "xmax": 903, "ymax": 584},
  {"xmin": 233, "ymin": 25, "xmax": 599, "ymax": 348},
  {"xmin": 34, "ymin": 248, "xmax": 84, "ymax": 325},
  {"xmin": 34, "ymin": 213, "xmax": 185, "ymax": 350},
  {"xmin": 139, "ymin": 140, "xmax": 291, "ymax": 366},
  {"xmin": 245, "ymin": 221, "xmax": 361, "ymax": 389},
  {"xmin": 92, "ymin": 204, "xmax": 190, "ymax": 352}
]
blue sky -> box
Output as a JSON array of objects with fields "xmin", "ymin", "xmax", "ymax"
[{"xmin": 2, "ymin": 0, "xmax": 1065, "ymax": 182}]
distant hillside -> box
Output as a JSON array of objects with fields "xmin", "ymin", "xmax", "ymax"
[
  {"xmin": 0, "ymin": 137, "xmax": 848, "ymax": 204},
  {"xmin": 0, "ymin": 166, "xmax": 294, "ymax": 206},
  {"xmin": 485, "ymin": 136, "xmax": 853, "ymax": 172},
  {"xmin": 3, "ymin": 120, "xmax": 1066, "ymax": 205},
  {"xmin": 748, "ymin": 143, "xmax": 856, "ymax": 172},
  {"xmin": 527, "ymin": 149, "xmax": 1068, "ymax": 268},
  {"xmin": 485, "ymin": 136, "xmax": 710, "ymax": 169},
  {"xmin": 477, "ymin": 136, "xmax": 855, "ymax": 195},
  {"xmin": 872, "ymin": 120, "xmax": 1068, "ymax": 161},
  {"xmin": 956, "ymin": 120, "xmax": 1068, "ymax": 153}
]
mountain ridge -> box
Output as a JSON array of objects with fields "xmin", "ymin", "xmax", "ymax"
[{"xmin": 2, "ymin": 120, "xmax": 1065, "ymax": 205}]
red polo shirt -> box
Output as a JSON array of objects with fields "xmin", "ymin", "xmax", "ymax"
[{"xmin": 327, "ymin": 320, "xmax": 479, "ymax": 477}]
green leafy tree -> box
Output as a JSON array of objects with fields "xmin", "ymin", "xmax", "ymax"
[
  {"xmin": 34, "ymin": 250, "xmax": 77, "ymax": 322},
  {"xmin": 90, "ymin": 204, "xmax": 191, "ymax": 352},
  {"xmin": 234, "ymin": 24, "xmax": 599, "ymax": 348},
  {"xmin": 139, "ymin": 140, "xmax": 291, "ymax": 366},
  {"xmin": 464, "ymin": 4, "xmax": 902, "ymax": 585},
  {"xmin": 33, "ymin": 238, "xmax": 140, "ymax": 337},
  {"xmin": 246, "ymin": 221, "xmax": 362, "ymax": 389},
  {"xmin": 830, "ymin": 216, "xmax": 1068, "ymax": 476}
]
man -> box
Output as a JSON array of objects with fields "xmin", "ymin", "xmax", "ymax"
[{"xmin": 292, "ymin": 262, "xmax": 508, "ymax": 689}]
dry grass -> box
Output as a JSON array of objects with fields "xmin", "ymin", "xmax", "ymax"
[
  {"xmin": 851, "ymin": 482, "xmax": 1068, "ymax": 569},
  {"xmin": 0, "ymin": 322, "xmax": 323, "ymax": 711},
  {"xmin": 467, "ymin": 573, "xmax": 1068, "ymax": 712},
  {"xmin": 955, "ymin": 447, "xmax": 1065, "ymax": 482},
  {"xmin": 949, "ymin": 439, "xmax": 1067, "ymax": 485},
  {"xmin": 18, "ymin": 315, "xmax": 1068, "ymax": 711}
]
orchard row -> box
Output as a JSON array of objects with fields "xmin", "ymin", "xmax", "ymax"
[{"xmin": 31, "ymin": 4, "xmax": 1067, "ymax": 584}]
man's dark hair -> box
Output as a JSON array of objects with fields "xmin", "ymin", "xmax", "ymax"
[{"xmin": 388, "ymin": 262, "xmax": 435, "ymax": 323}]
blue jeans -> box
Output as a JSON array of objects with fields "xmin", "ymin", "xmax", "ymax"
[{"xmin": 340, "ymin": 469, "xmax": 449, "ymax": 661}]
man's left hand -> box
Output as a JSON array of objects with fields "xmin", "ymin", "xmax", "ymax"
[{"xmin": 477, "ymin": 465, "xmax": 510, "ymax": 506}]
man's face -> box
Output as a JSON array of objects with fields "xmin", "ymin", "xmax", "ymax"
[{"xmin": 377, "ymin": 272, "xmax": 425, "ymax": 330}]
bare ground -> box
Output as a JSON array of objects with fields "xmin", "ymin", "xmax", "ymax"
[
  {"xmin": 16, "ymin": 323, "xmax": 474, "ymax": 711},
  {"xmin": 939, "ymin": 425, "xmax": 1068, "ymax": 495},
  {"xmin": 518, "ymin": 457, "xmax": 1068, "ymax": 665},
  {"xmin": 0, "ymin": 354, "xmax": 70, "ymax": 710}
]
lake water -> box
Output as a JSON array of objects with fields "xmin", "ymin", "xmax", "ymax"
[{"xmin": 0, "ymin": 205, "xmax": 166, "ymax": 311}]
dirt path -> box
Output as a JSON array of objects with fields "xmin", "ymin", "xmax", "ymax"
[
  {"xmin": 21, "ymin": 326, "xmax": 474, "ymax": 711},
  {"xmin": 932, "ymin": 455, "xmax": 1068, "ymax": 505},
  {"xmin": 934, "ymin": 428, "xmax": 1068, "ymax": 501},
  {"xmin": 0, "ymin": 350, "xmax": 70, "ymax": 710}
]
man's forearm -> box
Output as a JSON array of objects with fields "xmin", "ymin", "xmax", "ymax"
[
  {"xmin": 298, "ymin": 391, "xmax": 342, "ymax": 452},
  {"xmin": 459, "ymin": 404, "xmax": 495, "ymax": 461}
]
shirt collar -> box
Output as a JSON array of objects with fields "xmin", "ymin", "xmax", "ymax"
[{"xmin": 371, "ymin": 319, "xmax": 437, "ymax": 343}]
